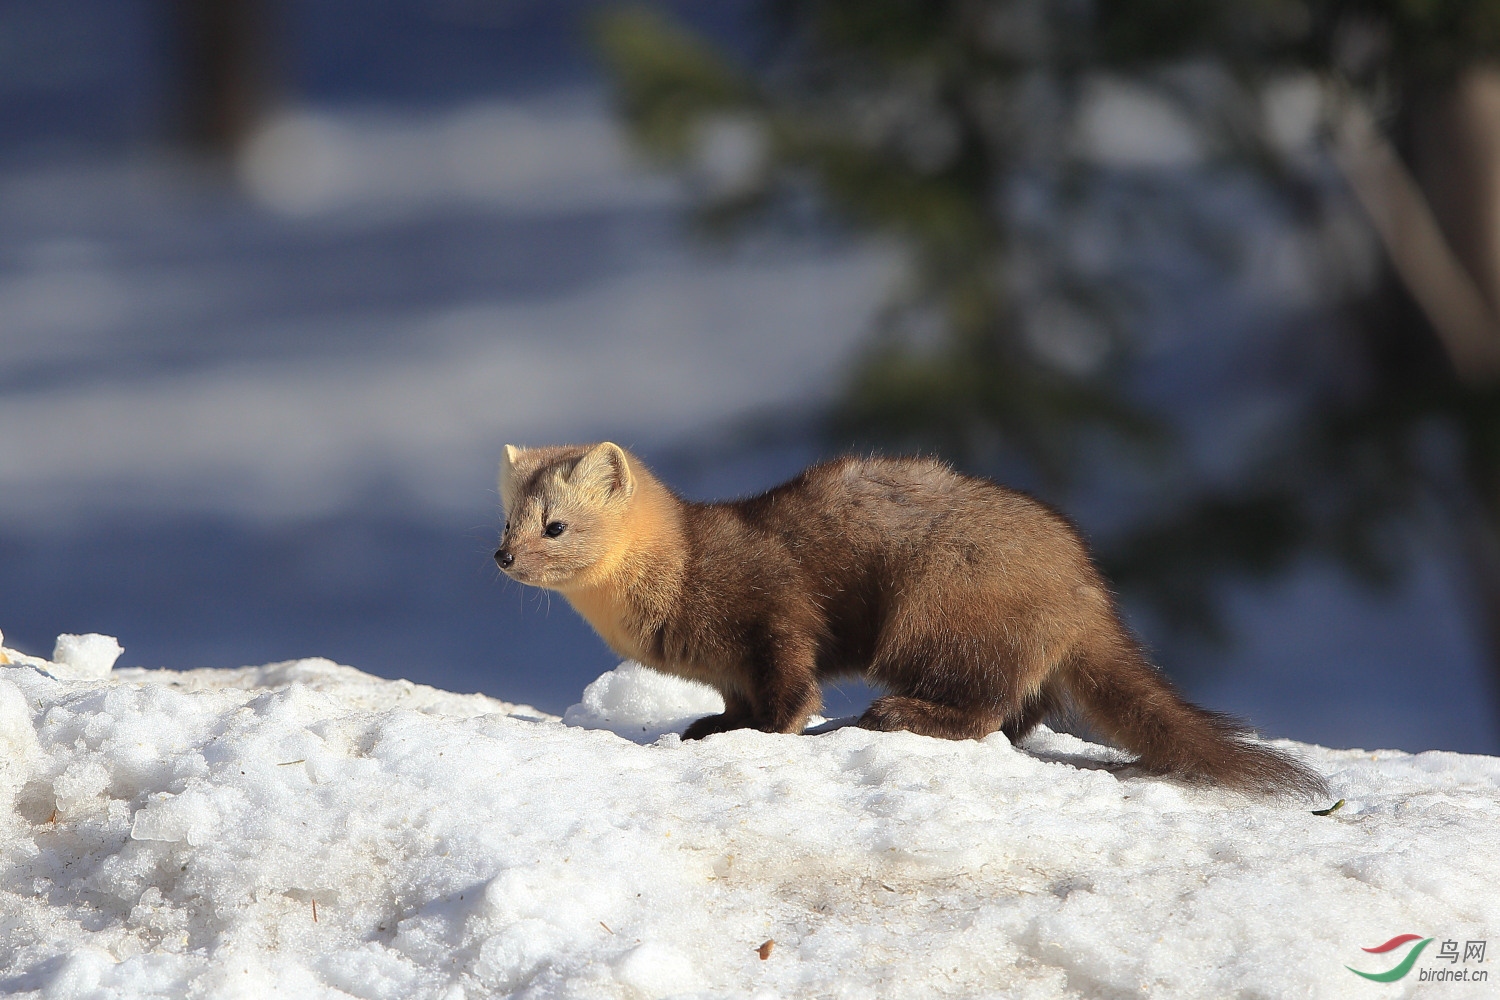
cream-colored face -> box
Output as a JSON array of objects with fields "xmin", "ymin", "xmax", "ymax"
[{"xmin": 496, "ymin": 443, "xmax": 634, "ymax": 589}]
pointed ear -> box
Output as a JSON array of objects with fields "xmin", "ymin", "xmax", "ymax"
[
  {"xmin": 567, "ymin": 442, "xmax": 635, "ymax": 501},
  {"xmin": 499, "ymin": 444, "xmax": 526, "ymax": 511}
]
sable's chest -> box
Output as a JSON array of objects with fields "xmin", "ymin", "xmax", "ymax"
[{"xmin": 563, "ymin": 586, "xmax": 649, "ymax": 663}]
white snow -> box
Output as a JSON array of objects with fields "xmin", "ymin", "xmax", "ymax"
[
  {"xmin": 562, "ymin": 661, "xmax": 725, "ymax": 743},
  {"xmin": 49, "ymin": 633, "xmax": 124, "ymax": 680},
  {"xmin": 236, "ymin": 96, "xmax": 676, "ymax": 218},
  {"xmin": 0, "ymin": 634, "xmax": 1496, "ymax": 999},
  {"xmin": 1075, "ymin": 77, "xmax": 1204, "ymax": 168}
]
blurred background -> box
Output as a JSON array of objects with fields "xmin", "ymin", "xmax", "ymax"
[{"xmin": 1, "ymin": 0, "xmax": 1497, "ymax": 754}]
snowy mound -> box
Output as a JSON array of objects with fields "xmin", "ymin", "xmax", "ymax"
[
  {"xmin": 562, "ymin": 661, "xmax": 724, "ymax": 743},
  {"xmin": 0, "ymin": 639, "xmax": 1497, "ymax": 999}
]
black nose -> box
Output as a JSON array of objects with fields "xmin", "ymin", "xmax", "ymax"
[{"xmin": 495, "ymin": 548, "xmax": 514, "ymax": 569}]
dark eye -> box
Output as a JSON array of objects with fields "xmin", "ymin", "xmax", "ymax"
[
  {"xmin": 543, "ymin": 521, "xmax": 567, "ymax": 538},
  {"xmin": 503, "ymin": 520, "xmax": 510, "ymax": 533}
]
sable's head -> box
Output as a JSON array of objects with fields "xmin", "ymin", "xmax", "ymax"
[{"xmin": 495, "ymin": 442, "xmax": 636, "ymax": 589}]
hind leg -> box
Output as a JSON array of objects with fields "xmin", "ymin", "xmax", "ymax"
[
  {"xmin": 860, "ymin": 631, "xmax": 1032, "ymax": 742},
  {"xmin": 861, "ymin": 583, "xmax": 1073, "ymax": 741},
  {"xmin": 1001, "ymin": 682, "xmax": 1063, "ymax": 743},
  {"xmin": 858, "ymin": 696, "xmax": 1000, "ymax": 741}
]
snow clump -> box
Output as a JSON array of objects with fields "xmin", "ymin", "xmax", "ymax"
[{"xmin": 50, "ymin": 632, "xmax": 125, "ymax": 680}]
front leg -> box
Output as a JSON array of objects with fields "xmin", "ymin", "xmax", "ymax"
[
  {"xmin": 744, "ymin": 630, "xmax": 822, "ymax": 735},
  {"xmin": 682, "ymin": 694, "xmax": 755, "ymax": 740},
  {"xmin": 682, "ymin": 633, "xmax": 823, "ymax": 738}
]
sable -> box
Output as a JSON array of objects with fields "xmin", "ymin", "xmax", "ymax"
[{"xmin": 495, "ymin": 443, "xmax": 1326, "ymax": 797}]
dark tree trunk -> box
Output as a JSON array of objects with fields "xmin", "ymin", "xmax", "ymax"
[
  {"xmin": 1410, "ymin": 66, "xmax": 1500, "ymax": 729},
  {"xmin": 1457, "ymin": 511, "xmax": 1500, "ymax": 730},
  {"xmin": 1413, "ymin": 68, "xmax": 1500, "ymax": 326},
  {"xmin": 171, "ymin": 0, "xmax": 270, "ymax": 153}
]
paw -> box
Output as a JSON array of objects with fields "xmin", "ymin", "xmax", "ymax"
[
  {"xmin": 682, "ymin": 713, "xmax": 739, "ymax": 740},
  {"xmin": 856, "ymin": 700, "xmax": 908, "ymax": 733},
  {"xmin": 857, "ymin": 696, "xmax": 992, "ymax": 741}
]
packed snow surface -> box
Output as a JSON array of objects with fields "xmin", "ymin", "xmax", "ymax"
[{"xmin": 0, "ymin": 636, "xmax": 1496, "ymax": 999}]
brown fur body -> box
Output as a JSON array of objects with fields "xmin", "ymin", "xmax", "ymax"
[{"xmin": 496, "ymin": 443, "xmax": 1326, "ymax": 797}]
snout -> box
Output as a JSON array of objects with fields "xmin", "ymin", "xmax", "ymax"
[{"xmin": 494, "ymin": 548, "xmax": 514, "ymax": 569}]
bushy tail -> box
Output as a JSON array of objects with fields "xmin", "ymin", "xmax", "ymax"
[{"xmin": 1062, "ymin": 637, "xmax": 1328, "ymax": 798}]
